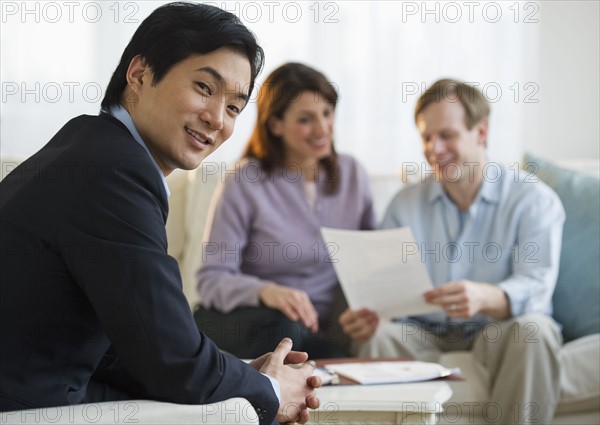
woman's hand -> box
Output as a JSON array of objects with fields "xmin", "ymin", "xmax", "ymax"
[{"xmin": 260, "ymin": 283, "xmax": 319, "ymax": 332}]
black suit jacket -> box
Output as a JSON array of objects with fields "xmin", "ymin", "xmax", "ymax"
[{"xmin": 0, "ymin": 114, "xmax": 278, "ymax": 423}]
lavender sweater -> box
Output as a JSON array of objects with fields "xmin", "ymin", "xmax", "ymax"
[{"xmin": 196, "ymin": 154, "xmax": 376, "ymax": 317}]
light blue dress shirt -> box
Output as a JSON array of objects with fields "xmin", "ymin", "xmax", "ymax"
[
  {"xmin": 108, "ymin": 106, "xmax": 170, "ymax": 198},
  {"xmin": 382, "ymin": 163, "xmax": 565, "ymax": 334}
]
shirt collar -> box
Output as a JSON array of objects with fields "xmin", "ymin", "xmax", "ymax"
[
  {"xmin": 107, "ymin": 105, "xmax": 170, "ymax": 197},
  {"xmin": 427, "ymin": 168, "xmax": 502, "ymax": 208},
  {"xmin": 427, "ymin": 177, "xmax": 445, "ymax": 204}
]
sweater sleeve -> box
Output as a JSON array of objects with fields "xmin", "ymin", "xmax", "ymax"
[{"xmin": 196, "ymin": 172, "xmax": 268, "ymax": 312}]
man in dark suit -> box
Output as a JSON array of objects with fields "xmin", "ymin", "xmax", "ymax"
[{"xmin": 0, "ymin": 3, "xmax": 320, "ymax": 424}]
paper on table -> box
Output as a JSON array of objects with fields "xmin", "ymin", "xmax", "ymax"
[
  {"xmin": 324, "ymin": 361, "xmax": 459, "ymax": 385},
  {"xmin": 321, "ymin": 227, "xmax": 440, "ymax": 319}
]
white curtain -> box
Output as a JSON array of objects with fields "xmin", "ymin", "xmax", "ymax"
[{"xmin": 0, "ymin": 1, "xmax": 546, "ymax": 173}]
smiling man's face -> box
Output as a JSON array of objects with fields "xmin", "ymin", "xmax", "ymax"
[
  {"xmin": 124, "ymin": 47, "xmax": 252, "ymax": 176},
  {"xmin": 417, "ymin": 99, "xmax": 488, "ymax": 183}
]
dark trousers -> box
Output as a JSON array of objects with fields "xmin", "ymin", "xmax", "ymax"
[{"xmin": 194, "ymin": 304, "xmax": 350, "ymax": 359}]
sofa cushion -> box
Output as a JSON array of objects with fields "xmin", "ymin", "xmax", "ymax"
[
  {"xmin": 165, "ymin": 168, "xmax": 191, "ymax": 264},
  {"xmin": 557, "ymin": 333, "xmax": 600, "ymax": 413},
  {"xmin": 522, "ymin": 152, "xmax": 600, "ymax": 342},
  {"xmin": 2, "ymin": 398, "xmax": 259, "ymax": 424},
  {"xmin": 440, "ymin": 334, "xmax": 600, "ymax": 417}
]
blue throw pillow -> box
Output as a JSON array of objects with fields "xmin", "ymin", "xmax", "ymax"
[{"xmin": 523, "ymin": 152, "xmax": 600, "ymax": 342}]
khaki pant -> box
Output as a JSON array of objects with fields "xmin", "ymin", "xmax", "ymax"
[{"xmin": 353, "ymin": 314, "xmax": 562, "ymax": 424}]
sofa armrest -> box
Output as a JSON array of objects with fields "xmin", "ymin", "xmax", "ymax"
[
  {"xmin": 0, "ymin": 398, "xmax": 258, "ymax": 424},
  {"xmin": 165, "ymin": 165, "xmax": 222, "ymax": 307}
]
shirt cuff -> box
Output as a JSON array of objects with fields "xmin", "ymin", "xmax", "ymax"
[
  {"xmin": 262, "ymin": 373, "xmax": 281, "ymax": 404},
  {"xmin": 498, "ymin": 280, "xmax": 528, "ymax": 317}
]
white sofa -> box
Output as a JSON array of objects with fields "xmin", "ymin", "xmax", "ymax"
[
  {"xmin": 165, "ymin": 157, "xmax": 600, "ymax": 424},
  {"xmin": 0, "ymin": 399, "xmax": 258, "ymax": 425}
]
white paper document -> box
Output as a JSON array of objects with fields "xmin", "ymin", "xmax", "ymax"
[
  {"xmin": 321, "ymin": 227, "xmax": 441, "ymax": 319},
  {"xmin": 324, "ymin": 361, "xmax": 459, "ymax": 385}
]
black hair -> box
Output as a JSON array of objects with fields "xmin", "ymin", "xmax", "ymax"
[{"xmin": 101, "ymin": 2, "xmax": 264, "ymax": 110}]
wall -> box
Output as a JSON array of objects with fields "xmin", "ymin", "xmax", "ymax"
[
  {"xmin": 533, "ymin": 0, "xmax": 599, "ymax": 160},
  {"xmin": 1, "ymin": 1, "xmax": 598, "ymax": 170}
]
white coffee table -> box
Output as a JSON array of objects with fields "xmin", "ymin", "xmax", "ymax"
[{"xmin": 309, "ymin": 381, "xmax": 453, "ymax": 424}]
